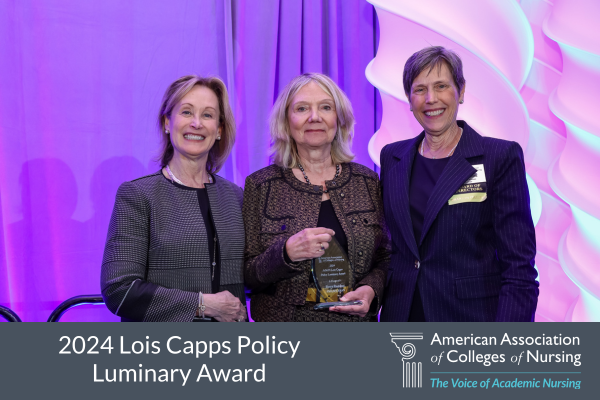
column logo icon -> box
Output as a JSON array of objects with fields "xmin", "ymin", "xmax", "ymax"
[{"xmin": 390, "ymin": 332, "xmax": 423, "ymax": 388}]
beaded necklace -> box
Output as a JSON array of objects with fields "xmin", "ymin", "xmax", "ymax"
[{"xmin": 297, "ymin": 163, "xmax": 340, "ymax": 193}]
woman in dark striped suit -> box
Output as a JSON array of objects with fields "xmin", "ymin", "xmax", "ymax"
[
  {"xmin": 380, "ymin": 47, "xmax": 538, "ymax": 322},
  {"xmin": 101, "ymin": 75, "xmax": 246, "ymax": 322}
]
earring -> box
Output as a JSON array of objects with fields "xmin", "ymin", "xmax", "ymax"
[
  {"xmin": 410, "ymin": 107, "xmax": 413, "ymax": 111},
  {"xmin": 216, "ymin": 136, "xmax": 221, "ymax": 140},
  {"xmin": 459, "ymin": 100, "xmax": 464, "ymax": 104},
  {"xmin": 165, "ymin": 129, "xmax": 170, "ymax": 134}
]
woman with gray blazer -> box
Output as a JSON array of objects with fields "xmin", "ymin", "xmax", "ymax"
[{"xmin": 101, "ymin": 75, "xmax": 246, "ymax": 322}]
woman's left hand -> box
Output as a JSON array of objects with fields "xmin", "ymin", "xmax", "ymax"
[
  {"xmin": 329, "ymin": 285, "xmax": 375, "ymax": 318},
  {"xmin": 203, "ymin": 291, "xmax": 247, "ymax": 322}
]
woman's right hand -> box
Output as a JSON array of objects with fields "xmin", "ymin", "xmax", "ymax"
[
  {"xmin": 203, "ymin": 291, "xmax": 246, "ymax": 322},
  {"xmin": 285, "ymin": 228, "xmax": 335, "ymax": 262}
]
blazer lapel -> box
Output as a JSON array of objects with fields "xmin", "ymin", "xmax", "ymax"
[
  {"xmin": 419, "ymin": 121, "xmax": 484, "ymax": 245},
  {"xmin": 388, "ymin": 135, "xmax": 422, "ymax": 260}
]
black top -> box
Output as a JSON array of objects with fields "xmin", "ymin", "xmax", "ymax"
[
  {"xmin": 283, "ymin": 199, "xmax": 348, "ymax": 264},
  {"xmin": 197, "ymin": 188, "xmax": 220, "ymax": 294},
  {"xmin": 316, "ymin": 200, "xmax": 348, "ymax": 253},
  {"xmin": 409, "ymin": 153, "xmax": 451, "ymax": 243},
  {"xmin": 408, "ymin": 152, "xmax": 450, "ymax": 322}
]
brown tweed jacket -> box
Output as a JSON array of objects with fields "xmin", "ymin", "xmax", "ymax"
[{"xmin": 243, "ymin": 162, "xmax": 391, "ymax": 322}]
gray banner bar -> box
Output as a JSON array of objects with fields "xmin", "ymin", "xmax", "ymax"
[{"xmin": 0, "ymin": 323, "xmax": 597, "ymax": 399}]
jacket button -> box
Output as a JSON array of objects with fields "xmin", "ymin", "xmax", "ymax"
[
  {"xmin": 415, "ymin": 260, "xmax": 420, "ymax": 269},
  {"xmin": 314, "ymin": 186, "xmax": 319, "ymax": 191},
  {"xmin": 358, "ymin": 251, "xmax": 363, "ymax": 256},
  {"xmin": 281, "ymin": 224, "xmax": 286, "ymax": 231},
  {"xmin": 352, "ymin": 219, "xmax": 356, "ymax": 224},
  {"xmin": 363, "ymin": 218, "xmax": 368, "ymax": 224},
  {"xmin": 340, "ymin": 193, "xmax": 345, "ymax": 197}
]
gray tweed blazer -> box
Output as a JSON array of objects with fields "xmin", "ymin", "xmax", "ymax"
[{"xmin": 101, "ymin": 171, "xmax": 245, "ymax": 322}]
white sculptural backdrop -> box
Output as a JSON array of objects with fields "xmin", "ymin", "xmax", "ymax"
[{"xmin": 367, "ymin": 0, "xmax": 600, "ymax": 321}]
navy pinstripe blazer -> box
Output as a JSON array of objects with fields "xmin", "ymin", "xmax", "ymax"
[{"xmin": 379, "ymin": 121, "xmax": 538, "ymax": 322}]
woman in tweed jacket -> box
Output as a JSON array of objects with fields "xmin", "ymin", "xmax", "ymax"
[
  {"xmin": 243, "ymin": 73, "xmax": 390, "ymax": 322},
  {"xmin": 101, "ymin": 76, "xmax": 246, "ymax": 322}
]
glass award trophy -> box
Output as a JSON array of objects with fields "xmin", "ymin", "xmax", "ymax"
[{"xmin": 306, "ymin": 236, "xmax": 351, "ymax": 303}]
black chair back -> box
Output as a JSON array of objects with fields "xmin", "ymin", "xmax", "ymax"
[
  {"xmin": 47, "ymin": 295, "xmax": 104, "ymax": 322},
  {"xmin": 0, "ymin": 304, "xmax": 22, "ymax": 322}
]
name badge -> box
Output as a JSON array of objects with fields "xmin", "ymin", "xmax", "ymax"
[{"xmin": 448, "ymin": 164, "xmax": 487, "ymax": 205}]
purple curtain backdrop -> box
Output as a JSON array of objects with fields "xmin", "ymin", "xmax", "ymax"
[{"xmin": 0, "ymin": 0, "xmax": 379, "ymax": 321}]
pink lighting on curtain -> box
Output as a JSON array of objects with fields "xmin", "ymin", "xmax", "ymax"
[{"xmin": 0, "ymin": 0, "xmax": 379, "ymax": 321}]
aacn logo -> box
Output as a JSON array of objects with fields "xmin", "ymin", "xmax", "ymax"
[{"xmin": 390, "ymin": 332, "xmax": 423, "ymax": 388}]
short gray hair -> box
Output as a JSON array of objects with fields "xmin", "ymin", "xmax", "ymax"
[
  {"xmin": 269, "ymin": 73, "xmax": 355, "ymax": 168},
  {"xmin": 403, "ymin": 46, "xmax": 466, "ymax": 96}
]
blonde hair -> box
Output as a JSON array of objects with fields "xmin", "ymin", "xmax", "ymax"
[
  {"xmin": 157, "ymin": 75, "xmax": 235, "ymax": 173},
  {"xmin": 269, "ymin": 73, "xmax": 355, "ymax": 168}
]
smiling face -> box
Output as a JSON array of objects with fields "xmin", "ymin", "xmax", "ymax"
[
  {"xmin": 165, "ymin": 85, "xmax": 221, "ymax": 163},
  {"xmin": 287, "ymin": 81, "xmax": 338, "ymax": 153},
  {"xmin": 409, "ymin": 62, "xmax": 465, "ymax": 137}
]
